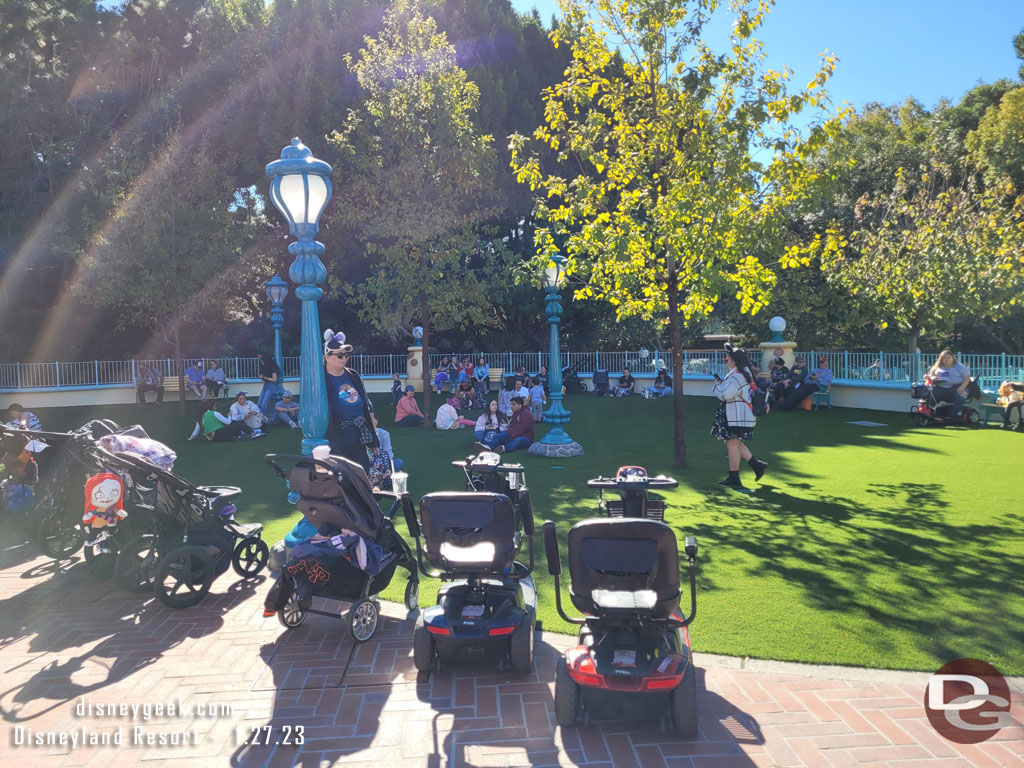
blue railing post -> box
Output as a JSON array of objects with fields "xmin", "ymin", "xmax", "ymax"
[
  {"xmin": 131, "ymin": 359, "xmax": 137, "ymax": 387},
  {"xmin": 16, "ymin": 362, "xmax": 21, "ymax": 389},
  {"xmin": 1002, "ymin": 352, "xmax": 1007, "ymax": 382},
  {"xmin": 55, "ymin": 361, "xmax": 61, "ymax": 389},
  {"xmin": 235, "ymin": 357, "xmax": 239, "ymax": 379},
  {"xmin": 843, "ymin": 351, "xmax": 849, "ymax": 379},
  {"xmin": 94, "ymin": 360, "xmax": 100, "ymax": 386}
]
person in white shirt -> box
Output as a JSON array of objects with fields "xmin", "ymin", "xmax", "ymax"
[
  {"xmin": 228, "ymin": 392, "xmax": 265, "ymax": 436},
  {"xmin": 710, "ymin": 345, "xmax": 767, "ymax": 489}
]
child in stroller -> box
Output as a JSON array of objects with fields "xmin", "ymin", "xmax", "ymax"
[{"xmin": 263, "ymin": 453, "xmax": 419, "ymax": 643}]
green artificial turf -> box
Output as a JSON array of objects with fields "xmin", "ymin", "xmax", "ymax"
[{"xmin": 29, "ymin": 393, "xmax": 1024, "ymax": 674}]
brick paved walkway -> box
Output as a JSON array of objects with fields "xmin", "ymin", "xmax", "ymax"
[{"xmin": 0, "ymin": 530, "xmax": 1020, "ymax": 768}]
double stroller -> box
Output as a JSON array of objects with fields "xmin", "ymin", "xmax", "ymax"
[
  {"xmin": 408, "ymin": 451, "xmax": 537, "ymax": 674},
  {"xmin": 544, "ymin": 465, "xmax": 701, "ymax": 735},
  {"xmin": 263, "ymin": 453, "xmax": 419, "ymax": 642},
  {"xmin": 89, "ymin": 448, "xmax": 268, "ymax": 607}
]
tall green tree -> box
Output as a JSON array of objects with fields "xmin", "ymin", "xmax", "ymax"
[
  {"xmin": 825, "ymin": 163, "xmax": 1024, "ymax": 353},
  {"xmin": 329, "ymin": 0, "xmax": 498, "ymax": 422},
  {"xmin": 510, "ymin": 0, "xmax": 844, "ymax": 467}
]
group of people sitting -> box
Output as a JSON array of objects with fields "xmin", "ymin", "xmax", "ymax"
[
  {"xmin": 767, "ymin": 355, "xmax": 834, "ymax": 410},
  {"xmin": 188, "ymin": 389, "xmax": 300, "ymax": 442}
]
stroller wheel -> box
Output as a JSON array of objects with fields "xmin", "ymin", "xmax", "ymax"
[
  {"xmin": 672, "ymin": 661, "xmax": 699, "ymax": 738},
  {"xmin": 232, "ymin": 538, "xmax": 269, "ymax": 577},
  {"xmin": 404, "ymin": 579, "xmax": 419, "ymax": 611},
  {"xmin": 154, "ymin": 545, "xmax": 214, "ymax": 609},
  {"xmin": 115, "ymin": 534, "xmax": 158, "ymax": 593},
  {"xmin": 278, "ymin": 592, "xmax": 308, "ymax": 629},
  {"xmin": 553, "ymin": 657, "xmax": 579, "ymax": 726},
  {"xmin": 412, "ymin": 615, "xmax": 434, "ymax": 672},
  {"xmin": 509, "ymin": 617, "xmax": 534, "ymax": 676},
  {"xmin": 350, "ymin": 599, "xmax": 379, "ymax": 643},
  {"xmin": 32, "ymin": 501, "xmax": 82, "ymax": 560}
]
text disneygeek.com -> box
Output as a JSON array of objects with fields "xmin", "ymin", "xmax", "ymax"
[{"xmin": 9, "ymin": 697, "xmax": 235, "ymax": 750}]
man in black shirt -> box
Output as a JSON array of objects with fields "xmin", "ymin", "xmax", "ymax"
[{"xmin": 256, "ymin": 351, "xmax": 280, "ymax": 415}]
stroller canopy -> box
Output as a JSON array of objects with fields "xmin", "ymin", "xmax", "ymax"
[
  {"xmin": 419, "ymin": 492, "xmax": 517, "ymax": 573},
  {"xmin": 567, "ymin": 518, "xmax": 680, "ymax": 620},
  {"xmin": 289, "ymin": 455, "xmax": 383, "ymax": 540}
]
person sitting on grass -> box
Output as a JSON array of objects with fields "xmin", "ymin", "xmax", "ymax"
[
  {"xmin": 475, "ymin": 396, "xmax": 533, "ymax": 454},
  {"xmin": 395, "ymin": 386, "xmax": 425, "ymax": 426},
  {"xmin": 184, "ymin": 360, "xmax": 206, "ymax": 399},
  {"xmin": 435, "ymin": 400, "xmax": 461, "ymax": 430},
  {"xmin": 998, "ymin": 381, "xmax": 1024, "ymax": 431},
  {"xmin": 368, "ymin": 413, "xmax": 404, "ymax": 489},
  {"xmin": 498, "ymin": 376, "xmax": 515, "ymax": 417},
  {"xmin": 642, "ymin": 370, "xmax": 673, "ymax": 399},
  {"xmin": 457, "ymin": 377, "xmax": 476, "ymax": 410},
  {"xmin": 229, "ymin": 392, "xmax": 265, "ymax": 437},
  {"xmin": 473, "ymin": 400, "xmax": 508, "ymax": 447},
  {"xmin": 188, "ymin": 400, "xmax": 253, "ymax": 442},
  {"xmin": 615, "ymin": 368, "xmax": 636, "ymax": 397},
  {"xmin": 274, "ymin": 390, "xmax": 300, "ymax": 429}
]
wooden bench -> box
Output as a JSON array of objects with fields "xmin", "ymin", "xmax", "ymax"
[{"xmin": 162, "ymin": 377, "xmax": 231, "ymax": 401}]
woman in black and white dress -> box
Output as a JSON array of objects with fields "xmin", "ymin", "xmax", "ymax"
[{"xmin": 711, "ymin": 344, "xmax": 768, "ymax": 489}]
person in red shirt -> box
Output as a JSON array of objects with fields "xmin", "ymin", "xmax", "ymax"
[{"xmin": 477, "ymin": 396, "xmax": 533, "ymax": 454}]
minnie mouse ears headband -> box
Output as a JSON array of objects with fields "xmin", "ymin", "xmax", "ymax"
[{"xmin": 323, "ymin": 329, "xmax": 354, "ymax": 356}]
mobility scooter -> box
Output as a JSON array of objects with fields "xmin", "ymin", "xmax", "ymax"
[
  {"xmin": 909, "ymin": 379, "xmax": 982, "ymax": 427},
  {"xmin": 587, "ymin": 465, "xmax": 677, "ymax": 521},
  {"xmin": 409, "ymin": 451, "xmax": 537, "ymax": 674}
]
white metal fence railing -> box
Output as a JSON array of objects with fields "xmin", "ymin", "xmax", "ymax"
[{"xmin": 1, "ymin": 350, "xmax": 1023, "ymax": 392}]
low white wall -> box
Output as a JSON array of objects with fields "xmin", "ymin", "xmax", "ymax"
[{"xmin": 0, "ymin": 375, "xmax": 914, "ymax": 413}]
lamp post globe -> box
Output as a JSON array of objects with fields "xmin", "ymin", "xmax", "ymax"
[
  {"xmin": 531, "ymin": 254, "xmax": 584, "ymax": 457},
  {"xmin": 266, "ymin": 138, "xmax": 333, "ymax": 455},
  {"xmin": 412, "ymin": 326, "xmax": 424, "ymax": 348},
  {"xmin": 265, "ymin": 274, "xmax": 288, "ymax": 398},
  {"xmin": 768, "ymin": 315, "xmax": 787, "ymax": 343}
]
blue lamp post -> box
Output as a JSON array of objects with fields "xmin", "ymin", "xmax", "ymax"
[
  {"xmin": 265, "ymin": 138, "xmax": 332, "ymax": 456},
  {"xmin": 265, "ymin": 274, "xmax": 288, "ymax": 399},
  {"xmin": 529, "ymin": 254, "xmax": 585, "ymax": 458}
]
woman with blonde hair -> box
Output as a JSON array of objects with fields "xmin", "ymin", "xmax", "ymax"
[{"xmin": 926, "ymin": 350, "xmax": 971, "ymax": 419}]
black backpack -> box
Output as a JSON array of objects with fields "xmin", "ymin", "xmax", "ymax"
[{"xmin": 749, "ymin": 381, "xmax": 770, "ymax": 417}]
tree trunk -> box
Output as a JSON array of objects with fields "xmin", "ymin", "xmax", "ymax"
[
  {"xmin": 666, "ymin": 253, "xmax": 686, "ymax": 469},
  {"xmin": 173, "ymin": 324, "xmax": 185, "ymax": 413},
  {"xmin": 420, "ymin": 292, "xmax": 431, "ymax": 428},
  {"xmin": 905, "ymin": 327, "xmax": 918, "ymax": 355}
]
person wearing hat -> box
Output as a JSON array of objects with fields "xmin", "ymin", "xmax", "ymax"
[
  {"xmin": 274, "ymin": 390, "xmax": 300, "ymax": 429},
  {"xmin": 768, "ymin": 356, "xmax": 790, "ymax": 404},
  {"xmin": 322, "ymin": 329, "xmax": 378, "ymax": 470},
  {"xmin": 395, "ymin": 384, "xmax": 425, "ymax": 427}
]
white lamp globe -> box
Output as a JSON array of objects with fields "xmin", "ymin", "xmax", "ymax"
[
  {"xmin": 769, "ymin": 316, "xmax": 786, "ymax": 334},
  {"xmin": 412, "ymin": 326, "xmax": 424, "ymax": 340}
]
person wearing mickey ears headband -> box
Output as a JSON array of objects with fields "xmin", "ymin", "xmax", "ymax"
[
  {"xmin": 323, "ymin": 329, "xmax": 378, "ymax": 471},
  {"xmin": 710, "ymin": 343, "xmax": 768, "ymax": 489}
]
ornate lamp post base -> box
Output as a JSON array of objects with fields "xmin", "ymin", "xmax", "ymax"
[{"xmin": 528, "ymin": 441, "xmax": 585, "ymax": 458}]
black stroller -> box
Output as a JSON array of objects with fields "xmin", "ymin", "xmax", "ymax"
[
  {"xmin": 592, "ymin": 369, "xmax": 612, "ymax": 396},
  {"xmin": 4, "ymin": 419, "xmax": 147, "ymax": 559},
  {"xmin": 408, "ymin": 451, "xmax": 537, "ymax": 674},
  {"xmin": 91, "ymin": 448, "xmax": 268, "ymax": 607},
  {"xmin": 264, "ymin": 453, "xmax": 419, "ymax": 643},
  {"xmin": 561, "ymin": 361, "xmax": 588, "ymax": 394},
  {"xmin": 543, "ymin": 517, "xmax": 700, "ymax": 736}
]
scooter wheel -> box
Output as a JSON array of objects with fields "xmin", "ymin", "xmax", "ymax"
[
  {"xmin": 554, "ymin": 657, "xmax": 579, "ymax": 726},
  {"xmin": 912, "ymin": 412, "xmax": 929, "ymax": 427},
  {"xmin": 509, "ymin": 617, "xmax": 534, "ymax": 676},
  {"xmin": 672, "ymin": 661, "xmax": 699, "ymax": 738},
  {"xmin": 413, "ymin": 615, "xmax": 434, "ymax": 672}
]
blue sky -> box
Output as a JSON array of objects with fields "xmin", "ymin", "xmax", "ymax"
[{"xmin": 510, "ymin": 0, "xmax": 1024, "ymax": 113}]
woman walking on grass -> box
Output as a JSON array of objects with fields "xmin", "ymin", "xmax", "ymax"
[{"xmin": 710, "ymin": 344, "xmax": 767, "ymax": 489}]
